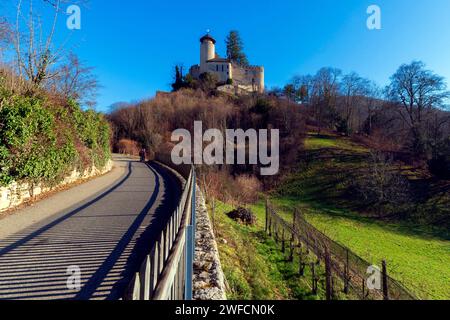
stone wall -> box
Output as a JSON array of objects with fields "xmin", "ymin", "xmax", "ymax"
[
  {"xmin": 231, "ymin": 63, "xmax": 265, "ymax": 93},
  {"xmin": 193, "ymin": 189, "xmax": 227, "ymax": 300},
  {"xmin": 0, "ymin": 160, "xmax": 113, "ymax": 213}
]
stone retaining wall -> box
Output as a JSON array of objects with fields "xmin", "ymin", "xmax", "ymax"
[
  {"xmin": 193, "ymin": 190, "xmax": 227, "ymax": 300},
  {"xmin": 0, "ymin": 160, "xmax": 113, "ymax": 213}
]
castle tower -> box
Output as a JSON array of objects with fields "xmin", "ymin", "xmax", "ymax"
[{"xmin": 199, "ymin": 33, "xmax": 216, "ymax": 73}]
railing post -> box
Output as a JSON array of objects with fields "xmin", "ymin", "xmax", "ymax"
[
  {"xmin": 131, "ymin": 273, "xmax": 140, "ymax": 300},
  {"xmin": 151, "ymin": 246, "xmax": 159, "ymax": 295},
  {"xmin": 140, "ymin": 255, "xmax": 151, "ymax": 300},
  {"xmin": 191, "ymin": 167, "xmax": 196, "ymax": 233},
  {"xmin": 158, "ymin": 235, "xmax": 164, "ymax": 273},
  {"xmin": 185, "ymin": 225, "xmax": 194, "ymax": 300}
]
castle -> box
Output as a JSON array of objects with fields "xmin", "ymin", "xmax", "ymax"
[{"xmin": 189, "ymin": 33, "xmax": 264, "ymax": 94}]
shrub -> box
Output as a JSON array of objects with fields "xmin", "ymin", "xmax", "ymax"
[
  {"xmin": 0, "ymin": 83, "xmax": 111, "ymax": 187},
  {"xmin": 227, "ymin": 207, "xmax": 257, "ymax": 225},
  {"xmin": 235, "ymin": 175, "xmax": 262, "ymax": 204},
  {"xmin": 116, "ymin": 139, "xmax": 140, "ymax": 156}
]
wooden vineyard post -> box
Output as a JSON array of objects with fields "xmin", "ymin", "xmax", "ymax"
[
  {"xmin": 288, "ymin": 232, "xmax": 294, "ymax": 262},
  {"xmin": 289, "ymin": 210, "xmax": 297, "ymax": 262},
  {"xmin": 265, "ymin": 198, "xmax": 269, "ymax": 233},
  {"xmin": 311, "ymin": 262, "xmax": 317, "ymax": 295},
  {"xmin": 274, "ymin": 221, "xmax": 278, "ymax": 243},
  {"xmin": 344, "ymin": 248, "xmax": 350, "ymax": 294},
  {"xmin": 382, "ymin": 260, "xmax": 389, "ymax": 300},
  {"xmin": 362, "ymin": 277, "xmax": 366, "ymax": 300},
  {"xmin": 281, "ymin": 229, "xmax": 285, "ymax": 253},
  {"xmin": 325, "ymin": 248, "xmax": 332, "ymax": 300},
  {"xmin": 268, "ymin": 210, "xmax": 272, "ymax": 237},
  {"xmin": 298, "ymin": 243, "xmax": 305, "ymax": 276}
]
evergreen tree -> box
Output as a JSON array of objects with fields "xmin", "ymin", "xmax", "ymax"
[
  {"xmin": 171, "ymin": 65, "xmax": 185, "ymax": 91},
  {"xmin": 225, "ymin": 31, "xmax": 249, "ymax": 66}
]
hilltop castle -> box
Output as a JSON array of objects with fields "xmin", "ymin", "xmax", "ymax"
[{"xmin": 189, "ymin": 33, "xmax": 265, "ymax": 94}]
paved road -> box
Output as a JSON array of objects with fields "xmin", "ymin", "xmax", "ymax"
[{"xmin": 0, "ymin": 156, "xmax": 181, "ymax": 300}]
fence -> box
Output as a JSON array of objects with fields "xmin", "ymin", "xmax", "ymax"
[
  {"xmin": 123, "ymin": 161, "xmax": 196, "ymax": 300},
  {"xmin": 265, "ymin": 201, "xmax": 417, "ymax": 300}
]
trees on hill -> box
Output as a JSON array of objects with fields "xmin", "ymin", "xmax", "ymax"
[
  {"xmin": 386, "ymin": 61, "xmax": 450, "ymax": 157},
  {"xmin": 286, "ymin": 61, "xmax": 450, "ymax": 168}
]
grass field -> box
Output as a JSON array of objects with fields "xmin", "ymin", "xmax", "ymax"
[
  {"xmin": 209, "ymin": 200, "xmax": 326, "ymax": 300},
  {"xmin": 273, "ymin": 133, "xmax": 450, "ymax": 300}
]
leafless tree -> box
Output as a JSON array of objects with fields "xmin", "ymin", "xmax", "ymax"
[
  {"xmin": 311, "ymin": 67, "xmax": 342, "ymax": 133},
  {"xmin": 339, "ymin": 72, "xmax": 371, "ymax": 134},
  {"xmin": 12, "ymin": 0, "xmax": 87, "ymax": 89},
  {"xmin": 386, "ymin": 61, "xmax": 450, "ymax": 156},
  {"xmin": 47, "ymin": 52, "xmax": 99, "ymax": 107},
  {"xmin": 355, "ymin": 151, "xmax": 411, "ymax": 217},
  {"xmin": 0, "ymin": 18, "xmax": 12, "ymax": 58}
]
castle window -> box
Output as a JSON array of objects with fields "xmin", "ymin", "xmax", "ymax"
[
  {"xmin": 216, "ymin": 65, "xmax": 219, "ymax": 72},
  {"xmin": 222, "ymin": 65, "xmax": 224, "ymax": 72}
]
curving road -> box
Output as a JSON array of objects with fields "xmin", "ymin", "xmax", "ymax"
[{"xmin": 0, "ymin": 156, "xmax": 181, "ymax": 300}]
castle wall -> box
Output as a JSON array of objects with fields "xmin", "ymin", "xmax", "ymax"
[
  {"xmin": 231, "ymin": 64, "xmax": 264, "ymax": 93},
  {"xmin": 203, "ymin": 62, "xmax": 231, "ymax": 83}
]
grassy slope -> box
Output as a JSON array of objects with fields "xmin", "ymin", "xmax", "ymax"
[
  {"xmin": 209, "ymin": 201, "xmax": 325, "ymax": 300},
  {"xmin": 273, "ymin": 133, "xmax": 450, "ymax": 300}
]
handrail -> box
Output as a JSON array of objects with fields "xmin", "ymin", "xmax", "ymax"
[{"xmin": 123, "ymin": 163, "xmax": 196, "ymax": 300}]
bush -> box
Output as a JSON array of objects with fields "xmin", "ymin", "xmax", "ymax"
[
  {"xmin": 235, "ymin": 175, "xmax": 262, "ymax": 204},
  {"xmin": 116, "ymin": 139, "xmax": 140, "ymax": 156},
  {"xmin": 0, "ymin": 85, "xmax": 111, "ymax": 187},
  {"xmin": 226, "ymin": 207, "xmax": 257, "ymax": 225},
  {"xmin": 351, "ymin": 152, "xmax": 411, "ymax": 216}
]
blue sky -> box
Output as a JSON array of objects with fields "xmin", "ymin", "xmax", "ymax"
[{"xmin": 2, "ymin": 0, "xmax": 450, "ymax": 111}]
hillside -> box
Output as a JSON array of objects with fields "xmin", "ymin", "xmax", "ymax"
[{"xmin": 272, "ymin": 133, "xmax": 450, "ymax": 300}]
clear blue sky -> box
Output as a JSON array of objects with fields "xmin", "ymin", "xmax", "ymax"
[{"xmin": 2, "ymin": 0, "xmax": 450, "ymax": 111}]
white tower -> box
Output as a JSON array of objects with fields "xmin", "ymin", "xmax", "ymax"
[{"xmin": 199, "ymin": 33, "xmax": 216, "ymax": 74}]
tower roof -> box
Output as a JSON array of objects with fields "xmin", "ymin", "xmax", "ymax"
[{"xmin": 200, "ymin": 34, "xmax": 216, "ymax": 44}]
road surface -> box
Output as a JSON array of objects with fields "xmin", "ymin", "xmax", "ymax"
[{"xmin": 0, "ymin": 156, "xmax": 181, "ymax": 300}]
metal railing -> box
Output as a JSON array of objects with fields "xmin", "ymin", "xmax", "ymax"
[{"xmin": 123, "ymin": 163, "xmax": 196, "ymax": 300}]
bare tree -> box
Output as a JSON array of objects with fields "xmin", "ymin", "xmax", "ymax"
[
  {"xmin": 339, "ymin": 72, "xmax": 371, "ymax": 135},
  {"xmin": 355, "ymin": 151, "xmax": 411, "ymax": 217},
  {"xmin": 361, "ymin": 82, "xmax": 382, "ymax": 135},
  {"xmin": 386, "ymin": 61, "xmax": 450, "ymax": 156},
  {"xmin": 47, "ymin": 53, "xmax": 99, "ymax": 107},
  {"xmin": 12, "ymin": 0, "xmax": 86, "ymax": 89},
  {"xmin": 311, "ymin": 67, "xmax": 342, "ymax": 134},
  {"xmin": 0, "ymin": 18, "xmax": 12, "ymax": 57}
]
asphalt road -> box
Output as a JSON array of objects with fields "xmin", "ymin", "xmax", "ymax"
[{"xmin": 0, "ymin": 156, "xmax": 181, "ymax": 300}]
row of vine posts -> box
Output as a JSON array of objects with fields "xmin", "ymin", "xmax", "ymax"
[{"xmin": 264, "ymin": 199, "xmax": 416, "ymax": 300}]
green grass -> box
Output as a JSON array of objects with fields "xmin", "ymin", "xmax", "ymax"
[
  {"xmin": 273, "ymin": 133, "xmax": 450, "ymax": 300},
  {"xmin": 304, "ymin": 133, "xmax": 369, "ymax": 153},
  {"xmin": 209, "ymin": 200, "xmax": 325, "ymax": 300},
  {"xmin": 271, "ymin": 197, "xmax": 450, "ymax": 300}
]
